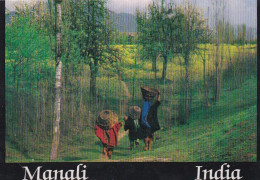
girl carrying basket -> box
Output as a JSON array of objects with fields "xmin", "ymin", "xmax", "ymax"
[{"xmin": 94, "ymin": 110, "xmax": 122, "ymax": 159}]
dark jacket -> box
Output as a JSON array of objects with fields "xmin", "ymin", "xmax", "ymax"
[
  {"xmin": 140, "ymin": 100, "xmax": 161, "ymax": 136},
  {"xmin": 124, "ymin": 117, "xmax": 141, "ymax": 141}
]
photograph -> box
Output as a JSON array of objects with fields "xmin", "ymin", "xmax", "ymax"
[{"xmin": 4, "ymin": 0, "xmax": 257, "ymax": 164}]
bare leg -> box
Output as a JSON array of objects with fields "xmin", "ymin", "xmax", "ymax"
[
  {"xmin": 144, "ymin": 137, "xmax": 149, "ymax": 151},
  {"xmin": 107, "ymin": 147, "xmax": 113, "ymax": 159},
  {"xmin": 103, "ymin": 146, "xmax": 108, "ymax": 159},
  {"xmin": 130, "ymin": 140, "xmax": 134, "ymax": 150},
  {"xmin": 148, "ymin": 138, "xmax": 153, "ymax": 150},
  {"xmin": 135, "ymin": 140, "xmax": 139, "ymax": 148},
  {"xmin": 148, "ymin": 134, "xmax": 154, "ymax": 151}
]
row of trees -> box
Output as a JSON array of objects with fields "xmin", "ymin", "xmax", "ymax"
[
  {"xmin": 50, "ymin": 0, "xmax": 113, "ymax": 160},
  {"xmin": 6, "ymin": 0, "xmax": 110, "ymax": 160},
  {"xmin": 43, "ymin": 0, "xmax": 111, "ymax": 97},
  {"xmin": 135, "ymin": 0, "xmax": 256, "ymax": 123},
  {"xmin": 6, "ymin": 0, "xmax": 256, "ymax": 161},
  {"xmin": 136, "ymin": 0, "xmax": 208, "ymax": 123},
  {"xmin": 8, "ymin": 0, "xmax": 131, "ymax": 160}
]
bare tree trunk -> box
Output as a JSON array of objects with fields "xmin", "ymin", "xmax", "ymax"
[
  {"xmin": 214, "ymin": 45, "xmax": 220, "ymax": 101},
  {"xmin": 118, "ymin": 74, "xmax": 123, "ymax": 118},
  {"xmin": 203, "ymin": 7, "xmax": 210, "ymax": 107},
  {"xmin": 13, "ymin": 66, "xmax": 16, "ymax": 93},
  {"xmin": 203, "ymin": 47, "xmax": 210, "ymax": 107},
  {"xmin": 215, "ymin": 65, "xmax": 219, "ymax": 101},
  {"xmin": 50, "ymin": 0, "xmax": 62, "ymax": 161},
  {"xmin": 162, "ymin": 54, "xmax": 167, "ymax": 81},
  {"xmin": 51, "ymin": 60, "xmax": 62, "ymax": 160},
  {"xmin": 90, "ymin": 63, "xmax": 97, "ymax": 97},
  {"xmin": 132, "ymin": 55, "xmax": 137, "ymax": 102},
  {"xmin": 152, "ymin": 56, "xmax": 157, "ymax": 79},
  {"xmin": 184, "ymin": 59, "xmax": 190, "ymax": 124}
]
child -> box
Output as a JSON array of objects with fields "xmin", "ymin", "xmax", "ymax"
[
  {"xmin": 124, "ymin": 106, "xmax": 142, "ymax": 150},
  {"xmin": 94, "ymin": 110, "xmax": 122, "ymax": 159}
]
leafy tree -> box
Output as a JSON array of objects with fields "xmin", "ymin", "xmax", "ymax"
[
  {"xmin": 176, "ymin": 2, "xmax": 207, "ymax": 123},
  {"xmin": 137, "ymin": 0, "xmax": 180, "ymax": 81},
  {"xmin": 212, "ymin": 0, "xmax": 227, "ymax": 102},
  {"xmin": 198, "ymin": 7, "xmax": 212, "ymax": 108},
  {"xmin": 237, "ymin": 24, "xmax": 247, "ymax": 45},
  {"xmin": 156, "ymin": 0, "xmax": 178, "ymax": 81},
  {"xmin": 6, "ymin": 13, "xmax": 51, "ymax": 91},
  {"xmin": 65, "ymin": 0, "xmax": 111, "ymax": 97},
  {"xmin": 5, "ymin": 5, "xmax": 54, "ymax": 157},
  {"xmin": 136, "ymin": 5, "xmax": 160, "ymax": 80}
]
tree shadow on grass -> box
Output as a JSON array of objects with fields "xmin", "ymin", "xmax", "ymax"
[{"xmin": 62, "ymin": 156, "xmax": 84, "ymax": 161}]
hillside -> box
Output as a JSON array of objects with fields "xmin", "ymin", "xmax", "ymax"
[
  {"xmin": 4, "ymin": 0, "xmax": 257, "ymax": 164},
  {"xmin": 6, "ymin": 74, "xmax": 256, "ymax": 162},
  {"xmin": 110, "ymin": 11, "xmax": 137, "ymax": 33},
  {"xmin": 85, "ymin": 77, "xmax": 257, "ymax": 162},
  {"xmin": 5, "ymin": 8, "xmax": 137, "ymax": 33}
]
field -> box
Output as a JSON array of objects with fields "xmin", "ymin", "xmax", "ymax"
[{"xmin": 5, "ymin": 43, "xmax": 257, "ymax": 162}]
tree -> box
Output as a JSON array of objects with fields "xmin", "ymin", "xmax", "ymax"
[
  {"xmin": 177, "ymin": 2, "xmax": 207, "ymax": 123},
  {"xmin": 66, "ymin": 0, "xmax": 111, "ymax": 97},
  {"xmin": 157, "ymin": 0, "xmax": 175, "ymax": 81},
  {"xmin": 198, "ymin": 7, "xmax": 211, "ymax": 107},
  {"xmin": 5, "ymin": 8, "xmax": 52, "ymax": 154},
  {"xmin": 50, "ymin": 0, "xmax": 63, "ymax": 161},
  {"xmin": 136, "ymin": 7, "xmax": 160, "ymax": 80},
  {"xmin": 136, "ymin": 0, "xmax": 180, "ymax": 81},
  {"xmin": 212, "ymin": 0, "xmax": 227, "ymax": 102},
  {"xmin": 6, "ymin": 15, "xmax": 51, "ymax": 92}
]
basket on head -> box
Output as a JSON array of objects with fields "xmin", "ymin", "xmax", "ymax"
[
  {"xmin": 129, "ymin": 106, "xmax": 141, "ymax": 119},
  {"xmin": 96, "ymin": 110, "xmax": 118, "ymax": 130},
  {"xmin": 141, "ymin": 86, "xmax": 158, "ymax": 101}
]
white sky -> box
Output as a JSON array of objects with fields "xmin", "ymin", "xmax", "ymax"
[{"xmin": 5, "ymin": 0, "xmax": 257, "ymax": 28}]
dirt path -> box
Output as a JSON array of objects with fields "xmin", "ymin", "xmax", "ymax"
[
  {"xmin": 120, "ymin": 80, "xmax": 131, "ymax": 98},
  {"xmin": 99, "ymin": 81, "xmax": 130, "ymax": 160},
  {"xmin": 118, "ymin": 129, "xmax": 128, "ymax": 141}
]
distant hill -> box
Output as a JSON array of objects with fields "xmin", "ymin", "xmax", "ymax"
[
  {"xmin": 109, "ymin": 11, "xmax": 137, "ymax": 33},
  {"xmin": 5, "ymin": 8, "xmax": 16, "ymax": 25},
  {"xmin": 5, "ymin": 7, "xmax": 137, "ymax": 33}
]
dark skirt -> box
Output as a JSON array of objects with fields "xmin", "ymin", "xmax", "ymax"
[{"xmin": 138, "ymin": 126, "xmax": 152, "ymax": 139}]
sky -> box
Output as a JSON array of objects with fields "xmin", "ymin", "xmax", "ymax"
[{"xmin": 5, "ymin": 0, "xmax": 257, "ymax": 28}]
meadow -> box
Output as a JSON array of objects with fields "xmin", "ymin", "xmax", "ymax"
[{"xmin": 5, "ymin": 42, "xmax": 257, "ymax": 162}]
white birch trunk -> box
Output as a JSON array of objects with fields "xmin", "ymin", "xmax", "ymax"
[{"xmin": 50, "ymin": 0, "xmax": 62, "ymax": 160}]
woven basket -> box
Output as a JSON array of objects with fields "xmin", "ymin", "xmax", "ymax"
[
  {"xmin": 96, "ymin": 110, "xmax": 118, "ymax": 130},
  {"xmin": 141, "ymin": 86, "xmax": 158, "ymax": 101},
  {"xmin": 129, "ymin": 106, "xmax": 141, "ymax": 119}
]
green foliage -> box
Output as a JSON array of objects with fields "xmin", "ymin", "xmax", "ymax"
[
  {"xmin": 60, "ymin": 0, "xmax": 112, "ymax": 96},
  {"xmin": 136, "ymin": 0, "xmax": 209, "ymax": 83},
  {"xmin": 6, "ymin": 76, "xmax": 256, "ymax": 162},
  {"xmin": 5, "ymin": 0, "xmax": 257, "ymax": 162},
  {"xmin": 176, "ymin": 4, "xmax": 208, "ymax": 60},
  {"xmin": 63, "ymin": 0, "xmax": 110, "ymax": 63},
  {"xmin": 5, "ymin": 15, "xmax": 53, "ymax": 87},
  {"xmin": 111, "ymin": 31, "xmax": 136, "ymax": 45},
  {"xmin": 5, "ymin": 13, "xmax": 54, "ymax": 160}
]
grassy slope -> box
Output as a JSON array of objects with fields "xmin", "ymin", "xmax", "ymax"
[
  {"xmin": 6, "ymin": 76, "xmax": 256, "ymax": 162},
  {"xmin": 5, "ymin": 44, "xmax": 257, "ymax": 162},
  {"xmin": 111, "ymin": 77, "xmax": 257, "ymax": 162}
]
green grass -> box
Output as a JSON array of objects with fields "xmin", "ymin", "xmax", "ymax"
[
  {"xmin": 6, "ymin": 77, "xmax": 256, "ymax": 162},
  {"xmin": 5, "ymin": 44, "xmax": 257, "ymax": 162}
]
